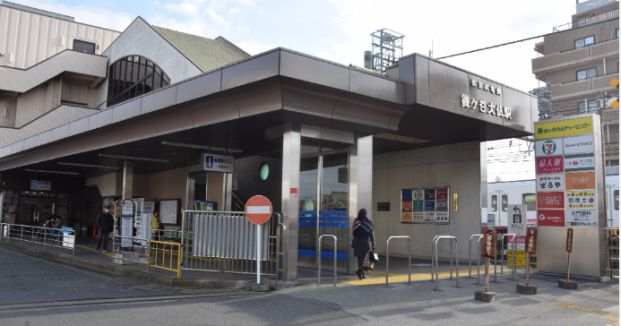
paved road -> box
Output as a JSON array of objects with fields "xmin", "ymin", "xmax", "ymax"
[{"xmin": 0, "ymin": 247, "xmax": 618, "ymax": 326}]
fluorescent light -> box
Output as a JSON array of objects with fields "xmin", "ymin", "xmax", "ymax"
[
  {"xmin": 25, "ymin": 169, "xmax": 79, "ymax": 176},
  {"xmin": 58, "ymin": 162, "xmax": 120, "ymax": 170},
  {"xmin": 161, "ymin": 141, "xmax": 243, "ymax": 154},
  {"xmin": 98, "ymin": 154, "xmax": 169, "ymax": 163}
]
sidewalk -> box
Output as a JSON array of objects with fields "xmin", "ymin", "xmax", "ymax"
[{"xmin": 0, "ymin": 239, "xmax": 485, "ymax": 291}]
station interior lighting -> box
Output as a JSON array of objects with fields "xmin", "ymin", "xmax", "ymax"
[
  {"xmin": 58, "ymin": 162, "xmax": 120, "ymax": 170},
  {"xmin": 24, "ymin": 169, "xmax": 79, "ymax": 176},
  {"xmin": 98, "ymin": 153, "xmax": 169, "ymax": 163},
  {"xmin": 161, "ymin": 141, "xmax": 243, "ymax": 154}
]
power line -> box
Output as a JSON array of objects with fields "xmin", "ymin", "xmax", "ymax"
[{"xmin": 436, "ymin": 32, "xmax": 553, "ymax": 60}]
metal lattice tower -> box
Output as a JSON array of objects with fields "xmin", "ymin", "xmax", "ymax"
[{"xmin": 370, "ymin": 29, "xmax": 404, "ymax": 72}]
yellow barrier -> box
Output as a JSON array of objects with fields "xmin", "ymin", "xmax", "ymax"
[
  {"xmin": 506, "ymin": 250, "xmax": 526, "ymax": 268},
  {"xmin": 148, "ymin": 240, "xmax": 182, "ymax": 278}
]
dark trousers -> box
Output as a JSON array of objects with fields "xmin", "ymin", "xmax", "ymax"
[
  {"xmin": 357, "ymin": 256, "xmax": 366, "ymax": 272},
  {"xmin": 97, "ymin": 231, "xmax": 110, "ymax": 251}
]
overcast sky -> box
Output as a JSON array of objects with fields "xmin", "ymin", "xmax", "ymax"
[
  {"xmin": 17, "ymin": 0, "xmax": 578, "ymax": 181},
  {"xmin": 19, "ymin": 0, "xmax": 577, "ymax": 92}
]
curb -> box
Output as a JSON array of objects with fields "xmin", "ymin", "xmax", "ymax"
[{"xmin": 1, "ymin": 242, "xmax": 259, "ymax": 291}]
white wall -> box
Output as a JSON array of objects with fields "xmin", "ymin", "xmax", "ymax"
[
  {"xmin": 372, "ymin": 142, "xmax": 482, "ymax": 260},
  {"xmin": 85, "ymin": 172, "xmax": 120, "ymax": 197}
]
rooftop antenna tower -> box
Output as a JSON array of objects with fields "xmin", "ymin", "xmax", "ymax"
[{"xmin": 370, "ymin": 28, "xmax": 404, "ymax": 72}]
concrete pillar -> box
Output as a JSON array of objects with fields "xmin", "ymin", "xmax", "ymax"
[
  {"xmin": 281, "ymin": 124, "xmax": 301, "ymax": 280},
  {"xmin": 348, "ymin": 135, "xmax": 373, "ymax": 273},
  {"xmin": 121, "ymin": 161, "xmax": 134, "ymax": 200}
]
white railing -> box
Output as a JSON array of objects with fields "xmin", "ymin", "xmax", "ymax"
[{"xmin": 0, "ymin": 223, "xmax": 75, "ymax": 255}]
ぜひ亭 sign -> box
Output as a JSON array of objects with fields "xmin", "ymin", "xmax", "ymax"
[{"xmin": 536, "ymin": 174, "xmax": 565, "ymax": 192}]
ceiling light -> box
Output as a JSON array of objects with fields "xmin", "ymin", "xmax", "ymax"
[
  {"xmin": 161, "ymin": 141, "xmax": 243, "ymax": 154},
  {"xmin": 98, "ymin": 154, "xmax": 169, "ymax": 163},
  {"xmin": 58, "ymin": 162, "xmax": 120, "ymax": 170},
  {"xmin": 24, "ymin": 169, "xmax": 79, "ymax": 176}
]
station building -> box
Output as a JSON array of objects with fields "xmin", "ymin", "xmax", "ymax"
[{"xmin": 0, "ymin": 1, "xmax": 537, "ymax": 279}]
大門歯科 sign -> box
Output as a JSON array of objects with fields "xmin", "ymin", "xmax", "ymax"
[{"xmin": 566, "ymin": 209, "xmax": 597, "ymax": 227}]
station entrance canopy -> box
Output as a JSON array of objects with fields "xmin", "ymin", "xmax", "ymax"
[{"xmin": 0, "ymin": 49, "xmax": 536, "ymax": 173}]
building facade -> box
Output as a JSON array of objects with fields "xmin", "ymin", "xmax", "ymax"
[
  {"xmin": 532, "ymin": 0, "xmax": 619, "ymax": 170},
  {"xmin": 0, "ymin": 2, "xmax": 545, "ymax": 279}
]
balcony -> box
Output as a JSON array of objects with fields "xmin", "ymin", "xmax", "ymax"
[
  {"xmin": 550, "ymin": 72, "xmax": 619, "ymax": 100},
  {"xmin": 532, "ymin": 39, "xmax": 618, "ymax": 77}
]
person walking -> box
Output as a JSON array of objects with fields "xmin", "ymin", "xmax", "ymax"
[
  {"xmin": 96, "ymin": 206, "xmax": 114, "ymax": 252},
  {"xmin": 352, "ymin": 208, "xmax": 375, "ymax": 280}
]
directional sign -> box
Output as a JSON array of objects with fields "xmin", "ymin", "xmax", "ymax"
[{"xmin": 245, "ymin": 195, "xmax": 273, "ymax": 225}]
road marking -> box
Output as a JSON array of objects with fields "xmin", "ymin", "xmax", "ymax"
[
  {"xmin": 556, "ymin": 300, "xmax": 619, "ymax": 322},
  {"xmin": 343, "ymin": 269, "xmax": 472, "ymax": 286}
]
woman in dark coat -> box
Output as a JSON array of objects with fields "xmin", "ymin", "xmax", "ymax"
[{"xmin": 352, "ymin": 209, "xmax": 375, "ymax": 279}]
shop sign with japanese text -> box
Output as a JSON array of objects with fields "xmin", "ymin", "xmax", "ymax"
[
  {"xmin": 566, "ymin": 209, "xmax": 598, "ymax": 227},
  {"xmin": 566, "ymin": 171, "xmax": 596, "ymax": 190},
  {"xmin": 537, "ymin": 192, "xmax": 564, "ymax": 209},
  {"xmin": 535, "ymin": 139, "xmax": 563, "ymax": 157},
  {"xmin": 537, "ymin": 210, "xmax": 565, "ymax": 227},
  {"xmin": 566, "ymin": 190, "xmax": 596, "ymax": 209},
  {"xmin": 536, "ymin": 173, "xmax": 565, "ymax": 192},
  {"xmin": 536, "ymin": 156, "xmax": 564, "ymax": 174},
  {"xmin": 564, "ymin": 155, "xmax": 595, "ymax": 172},
  {"xmin": 534, "ymin": 116, "xmax": 593, "ymax": 139},
  {"xmin": 563, "ymin": 135, "xmax": 594, "ymax": 155}
]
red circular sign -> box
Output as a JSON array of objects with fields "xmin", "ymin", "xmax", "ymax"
[{"xmin": 245, "ymin": 195, "xmax": 273, "ymax": 225}]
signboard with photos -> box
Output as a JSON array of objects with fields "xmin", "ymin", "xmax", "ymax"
[
  {"xmin": 401, "ymin": 187, "xmax": 450, "ymax": 224},
  {"xmin": 534, "ymin": 116, "xmax": 599, "ymax": 228}
]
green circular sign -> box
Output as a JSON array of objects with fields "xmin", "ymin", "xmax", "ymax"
[{"xmin": 259, "ymin": 162, "xmax": 270, "ymax": 181}]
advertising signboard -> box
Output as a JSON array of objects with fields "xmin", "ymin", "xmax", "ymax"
[
  {"xmin": 536, "ymin": 174, "xmax": 565, "ymax": 192},
  {"xmin": 508, "ymin": 204, "xmax": 527, "ymax": 235},
  {"xmin": 537, "ymin": 210, "xmax": 565, "ymax": 227},
  {"xmin": 566, "ymin": 190, "xmax": 596, "ymax": 209},
  {"xmin": 536, "ymin": 156, "xmax": 564, "ymax": 174},
  {"xmin": 402, "ymin": 187, "xmax": 450, "ymax": 224},
  {"xmin": 564, "ymin": 155, "xmax": 595, "ymax": 172},
  {"xmin": 534, "ymin": 116, "xmax": 593, "ymax": 139},
  {"xmin": 537, "ymin": 192, "xmax": 564, "ymax": 209},
  {"xmin": 563, "ymin": 135, "xmax": 594, "ymax": 155},
  {"xmin": 566, "ymin": 171, "xmax": 596, "ymax": 190},
  {"xmin": 566, "ymin": 210, "xmax": 598, "ymax": 227},
  {"xmin": 535, "ymin": 139, "xmax": 563, "ymax": 157}
]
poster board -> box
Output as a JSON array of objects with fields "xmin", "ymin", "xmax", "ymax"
[
  {"xmin": 159, "ymin": 199, "xmax": 179, "ymax": 225},
  {"xmin": 401, "ymin": 187, "xmax": 450, "ymax": 224}
]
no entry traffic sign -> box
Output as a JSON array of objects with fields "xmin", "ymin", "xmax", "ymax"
[{"xmin": 245, "ymin": 195, "xmax": 272, "ymax": 225}]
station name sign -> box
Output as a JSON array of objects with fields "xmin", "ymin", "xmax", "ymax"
[{"xmin": 460, "ymin": 79, "xmax": 512, "ymax": 120}]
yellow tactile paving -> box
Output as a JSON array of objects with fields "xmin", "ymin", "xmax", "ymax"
[
  {"xmin": 556, "ymin": 301, "xmax": 619, "ymax": 322},
  {"xmin": 343, "ymin": 268, "xmax": 473, "ymax": 286}
]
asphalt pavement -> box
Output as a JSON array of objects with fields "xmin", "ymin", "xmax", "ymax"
[{"xmin": 0, "ymin": 246, "xmax": 618, "ymax": 326}]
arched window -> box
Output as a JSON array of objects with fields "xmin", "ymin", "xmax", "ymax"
[{"xmin": 107, "ymin": 55, "xmax": 170, "ymax": 106}]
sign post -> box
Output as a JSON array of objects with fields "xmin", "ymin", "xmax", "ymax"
[
  {"xmin": 475, "ymin": 228, "xmax": 496, "ymax": 303},
  {"xmin": 245, "ymin": 195, "xmax": 273, "ymax": 285},
  {"xmin": 508, "ymin": 204, "xmax": 527, "ymax": 280},
  {"xmin": 120, "ymin": 200, "xmax": 134, "ymax": 248},
  {"xmin": 558, "ymin": 228, "xmax": 578, "ymax": 289},
  {"xmin": 517, "ymin": 227, "xmax": 537, "ymax": 295}
]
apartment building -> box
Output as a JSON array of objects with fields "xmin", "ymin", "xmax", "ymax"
[{"xmin": 532, "ymin": 0, "xmax": 619, "ymax": 169}]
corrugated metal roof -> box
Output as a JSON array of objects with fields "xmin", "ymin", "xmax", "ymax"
[{"xmin": 152, "ymin": 26, "xmax": 249, "ymax": 73}]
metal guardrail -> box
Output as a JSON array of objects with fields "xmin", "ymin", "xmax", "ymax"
[
  {"xmin": 274, "ymin": 222, "xmax": 287, "ymax": 281},
  {"xmin": 148, "ymin": 240, "xmax": 182, "ymax": 278},
  {"xmin": 111, "ymin": 235, "xmax": 149, "ymax": 266},
  {"xmin": 0, "ymin": 223, "xmax": 75, "ymax": 255},
  {"xmin": 606, "ymin": 228, "xmax": 619, "ymax": 278},
  {"xmin": 385, "ymin": 235, "xmax": 412, "ymax": 286},
  {"xmin": 317, "ymin": 234, "xmax": 337, "ymax": 287},
  {"xmin": 468, "ymin": 234, "xmax": 482, "ymax": 284},
  {"xmin": 432, "ymin": 235, "xmax": 459, "ymax": 290}
]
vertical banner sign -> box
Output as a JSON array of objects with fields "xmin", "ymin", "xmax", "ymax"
[
  {"xmin": 566, "ymin": 228, "xmax": 573, "ymax": 253},
  {"xmin": 482, "ymin": 228, "xmax": 497, "ymax": 257},
  {"xmin": 525, "ymin": 227, "xmax": 537, "ymax": 254},
  {"xmin": 120, "ymin": 200, "xmax": 134, "ymax": 248}
]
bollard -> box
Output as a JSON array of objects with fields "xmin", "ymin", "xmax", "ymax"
[
  {"xmin": 432, "ymin": 235, "xmax": 459, "ymax": 290},
  {"xmin": 317, "ymin": 234, "xmax": 337, "ymax": 287},
  {"xmin": 468, "ymin": 234, "xmax": 483, "ymax": 283},
  {"xmin": 385, "ymin": 236, "xmax": 412, "ymax": 286}
]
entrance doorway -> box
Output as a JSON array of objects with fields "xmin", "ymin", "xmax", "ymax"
[{"xmin": 298, "ymin": 138, "xmax": 351, "ymax": 270}]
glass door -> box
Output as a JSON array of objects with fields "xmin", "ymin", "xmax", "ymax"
[{"xmin": 297, "ymin": 139, "xmax": 350, "ymax": 270}]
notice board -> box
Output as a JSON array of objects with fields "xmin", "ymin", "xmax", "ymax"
[
  {"xmin": 401, "ymin": 187, "xmax": 450, "ymax": 224},
  {"xmin": 159, "ymin": 199, "xmax": 179, "ymax": 225}
]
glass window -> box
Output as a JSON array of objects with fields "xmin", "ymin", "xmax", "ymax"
[
  {"xmin": 259, "ymin": 162, "xmax": 270, "ymax": 181},
  {"xmin": 577, "ymin": 99, "xmax": 599, "ymax": 113},
  {"xmin": 615, "ymin": 190, "xmax": 619, "ymax": 210},
  {"xmin": 73, "ymin": 39, "xmax": 96, "ymax": 54},
  {"xmin": 107, "ymin": 56, "xmax": 170, "ymax": 106},
  {"xmin": 574, "ymin": 35, "xmax": 595, "ymax": 48},
  {"xmin": 613, "ymin": 28, "xmax": 619, "ymax": 40},
  {"xmin": 491, "ymin": 195, "xmax": 498, "ymax": 212},
  {"xmin": 522, "ymin": 193, "xmax": 536, "ymax": 211},
  {"xmin": 501, "ymin": 194, "xmax": 508, "ymax": 211},
  {"xmin": 576, "ymin": 67, "xmax": 597, "ymax": 81}
]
